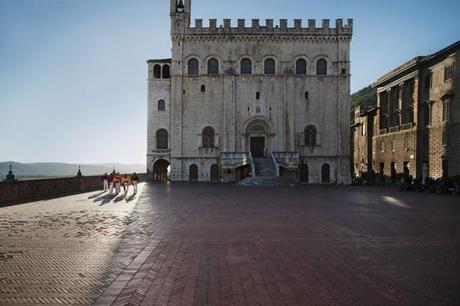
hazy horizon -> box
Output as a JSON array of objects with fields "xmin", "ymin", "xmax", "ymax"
[{"xmin": 1, "ymin": 0, "xmax": 459, "ymax": 164}]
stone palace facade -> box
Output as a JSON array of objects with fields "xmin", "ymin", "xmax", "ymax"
[{"xmin": 147, "ymin": 0, "xmax": 353, "ymax": 183}]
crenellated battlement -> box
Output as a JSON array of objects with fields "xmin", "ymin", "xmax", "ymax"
[{"xmin": 184, "ymin": 18, "xmax": 353, "ymax": 36}]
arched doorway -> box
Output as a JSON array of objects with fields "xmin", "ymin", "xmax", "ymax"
[
  {"xmin": 153, "ymin": 159, "xmax": 170, "ymax": 182},
  {"xmin": 300, "ymin": 164, "xmax": 309, "ymax": 183},
  {"xmin": 189, "ymin": 164, "xmax": 198, "ymax": 182},
  {"xmin": 244, "ymin": 117, "xmax": 272, "ymax": 158},
  {"xmin": 321, "ymin": 164, "xmax": 330, "ymax": 184},
  {"xmin": 210, "ymin": 164, "xmax": 219, "ymax": 182}
]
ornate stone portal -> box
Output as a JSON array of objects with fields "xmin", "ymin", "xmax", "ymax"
[{"xmin": 146, "ymin": 0, "xmax": 353, "ymax": 184}]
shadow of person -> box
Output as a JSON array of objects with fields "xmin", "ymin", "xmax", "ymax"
[
  {"xmin": 125, "ymin": 194, "xmax": 136, "ymax": 202},
  {"xmin": 99, "ymin": 193, "xmax": 117, "ymax": 206},
  {"xmin": 114, "ymin": 193, "xmax": 126, "ymax": 203},
  {"xmin": 88, "ymin": 191, "xmax": 106, "ymax": 199}
]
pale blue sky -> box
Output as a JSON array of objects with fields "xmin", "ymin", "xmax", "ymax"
[{"xmin": 0, "ymin": 0, "xmax": 459, "ymax": 164}]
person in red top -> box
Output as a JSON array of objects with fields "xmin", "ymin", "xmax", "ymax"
[
  {"xmin": 113, "ymin": 173, "xmax": 121, "ymax": 194},
  {"xmin": 122, "ymin": 174, "xmax": 130, "ymax": 194}
]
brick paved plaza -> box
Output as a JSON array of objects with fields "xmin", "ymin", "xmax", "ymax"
[{"xmin": 1, "ymin": 183, "xmax": 460, "ymax": 305}]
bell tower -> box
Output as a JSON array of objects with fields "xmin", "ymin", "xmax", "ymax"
[{"xmin": 170, "ymin": 0, "xmax": 191, "ymax": 34}]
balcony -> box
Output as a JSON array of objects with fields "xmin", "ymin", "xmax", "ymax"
[
  {"xmin": 220, "ymin": 152, "xmax": 251, "ymax": 169},
  {"xmin": 400, "ymin": 122, "xmax": 414, "ymax": 130},
  {"xmin": 389, "ymin": 126, "xmax": 399, "ymax": 133},
  {"xmin": 199, "ymin": 146, "xmax": 220, "ymax": 156},
  {"xmin": 150, "ymin": 149, "xmax": 171, "ymax": 154},
  {"xmin": 272, "ymin": 152, "xmax": 300, "ymax": 169}
]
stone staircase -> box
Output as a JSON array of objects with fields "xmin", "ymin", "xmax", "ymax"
[
  {"xmin": 254, "ymin": 158, "xmax": 275, "ymax": 176},
  {"xmin": 237, "ymin": 157, "xmax": 295, "ymax": 187}
]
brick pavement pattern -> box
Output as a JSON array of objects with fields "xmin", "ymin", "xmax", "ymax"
[{"xmin": 1, "ymin": 183, "xmax": 460, "ymax": 305}]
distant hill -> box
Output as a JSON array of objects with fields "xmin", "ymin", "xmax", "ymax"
[
  {"xmin": 351, "ymin": 85, "xmax": 377, "ymax": 109},
  {"xmin": 0, "ymin": 162, "xmax": 145, "ymax": 180},
  {"xmin": 350, "ymin": 85, "xmax": 377, "ymax": 124}
]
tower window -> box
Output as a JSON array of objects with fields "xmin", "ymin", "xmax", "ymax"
[
  {"xmin": 264, "ymin": 58, "xmax": 276, "ymax": 75},
  {"xmin": 162, "ymin": 65, "xmax": 170, "ymax": 79},
  {"xmin": 316, "ymin": 59, "xmax": 327, "ymax": 75},
  {"xmin": 176, "ymin": 0, "xmax": 185, "ymax": 13},
  {"xmin": 158, "ymin": 100, "xmax": 166, "ymax": 111},
  {"xmin": 202, "ymin": 127, "xmax": 215, "ymax": 148},
  {"xmin": 188, "ymin": 58, "xmax": 199, "ymax": 75},
  {"xmin": 296, "ymin": 59, "xmax": 307, "ymax": 75},
  {"xmin": 201, "ymin": 85, "xmax": 206, "ymax": 92},
  {"xmin": 207, "ymin": 58, "xmax": 219, "ymax": 75},
  {"xmin": 156, "ymin": 129, "xmax": 168, "ymax": 150},
  {"xmin": 256, "ymin": 92, "xmax": 260, "ymax": 100},
  {"xmin": 241, "ymin": 58, "xmax": 252, "ymax": 74},
  {"xmin": 304, "ymin": 125, "xmax": 317, "ymax": 146},
  {"xmin": 305, "ymin": 91, "xmax": 309, "ymax": 100},
  {"xmin": 153, "ymin": 65, "xmax": 161, "ymax": 79}
]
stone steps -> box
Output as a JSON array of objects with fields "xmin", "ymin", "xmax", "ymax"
[{"xmin": 253, "ymin": 158, "xmax": 275, "ymax": 176}]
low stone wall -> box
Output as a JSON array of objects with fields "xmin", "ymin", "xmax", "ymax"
[{"xmin": 0, "ymin": 174, "xmax": 151, "ymax": 206}]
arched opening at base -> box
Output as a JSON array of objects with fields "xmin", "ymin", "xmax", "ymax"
[
  {"xmin": 300, "ymin": 164, "xmax": 309, "ymax": 183},
  {"xmin": 321, "ymin": 163, "xmax": 330, "ymax": 184},
  {"xmin": 210, "ymin": 164, "xmax": 220, "ymax": 182},
  {"xmin": 189, "ymin": 164, "xmax": 198, "ymax": 183},
  {"xmin": 153, "ymin": 159, "xmax": 170, "ymax": 182}
]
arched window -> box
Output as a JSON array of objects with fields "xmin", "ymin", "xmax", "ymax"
[
  {"xmin": 296, "ymin": 59, "xmax": 307, "ymax": 75},
  {"xmin": 241, "ymin": 58, "xmax": 252, "ymax": 74},
  {"xmin": 202, "ymin": 127, "xmax": 215, "ymax": 148},
  {"xmin": 321, "ymin": 164, "xmax": 330, "ymax": 183},
  {"xmin": 153, "ymin": 64, "xmax": 161, "ymax": 78},
  {"xmin": 316, "ymin": 59, "xmax": 327, "ymax": 75},
  {"xmin": 304, "ymin": 125, "xmax": 317, "ymax": 146},
  {"xmin": 162, "ymin": 65, "xmax": 170, "ymax": 78},
  {"xmin": 156, "ymin": 129, "xmax": 168, "ymax": 150},
  {"xmin": 264, "ymin": 58, "xmax": 275, "ymax": 75},
  {"xmin": 188, "ymin": 58, "xmax": 199, "ymax": 75},
  {"xmin": 207, "ymin": 58, "xmax": 219, "ymax": 75},
  {"xmin": 158, "ymin": 100, "xmax": 165, "ymax": 111}
]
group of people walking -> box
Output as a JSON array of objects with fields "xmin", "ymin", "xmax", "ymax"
[{"xmin": 102, "ymin": 172, "xmax": 140, "ymax": 195}]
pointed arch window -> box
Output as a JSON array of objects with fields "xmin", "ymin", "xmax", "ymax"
[
  {"xmin": 156, "ymin": 129, "xmax": 168, "ymax": 150},
  {"xmin": 241, "ymin": 58, "xmax": 252, "ymax": 75},
  {"xmin": 202, "ymin": 127, "xmax": 215, "ymax": 148},
  {"xmin": 296, "ymin": 59, "xmax": 307, "ymax": 75},
  {"xmin": 264, "ymin": 58, "xmax": 275, "ymax": 75},
  {"xmin": 316, "ymin": 59, "xmax": 327, "ymax": 75},
  {"xmin": 188, "ymin": 58, "xmax": 199, "ymax": 75},
  {"xmin": 207, "ymin": 58, "xmax": 219, "ymax": 75},
  {"xmin": 153, "ymin": 64, "xmax": 161, "ymax": 78},
  {"xmin": 304, "ymin": 125, "xmax": 317, "ymax": 146}
]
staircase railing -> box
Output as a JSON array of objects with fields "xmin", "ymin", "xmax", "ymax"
[
  {"xmin": 270, "ymin": 152, "xmax": 280, "ymax": 177},
  {"xmin": 249, "ymin": 152, "xmax": 256, "ymax": 177}
]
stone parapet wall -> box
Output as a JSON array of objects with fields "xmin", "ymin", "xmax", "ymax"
[
  {"xmin": 185, "ymin": 18, "xmax": 353, "ymax": 36},
  {"xmin": 0, "ymin": 174, "xmax": 150, "ymax": 206}
]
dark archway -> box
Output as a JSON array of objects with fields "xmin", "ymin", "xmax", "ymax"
[
  {"xmin": 153, "ymin": 159, "xmax": 170, "ymax": 182},
  {"xmin": 321, "ymin": 163, "xmax": 330, "ymax": 183},
  {"xmin": 210, "ymin": 164, "xmax": 219, "ymax": 182},
  {"xmin": 162, "ymin": 65, "xmax": 170, "ymax": 79},
  {"xmin": 153, "ymin": 64, "xmax": 161, "ymax": 78},
  {"xmin": 300, "ymin": 164, "xmax": 309, "ymax": 183},
  {"xmin": 189, "ymin": 164, "xmax": 198, "ymax": 182}
]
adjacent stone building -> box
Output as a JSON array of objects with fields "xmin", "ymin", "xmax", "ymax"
[
  {"xmin": 147, "ymin": 0, "xmax": 353, "ymax": 183},
  {"xmin": 352, "ymin": 40, "xmax": 460, "ymax": 182},
  {"xmin": 351, "ymin": 106, "xmax": 376, "ymax": 179}
]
